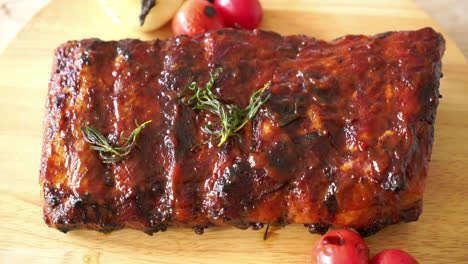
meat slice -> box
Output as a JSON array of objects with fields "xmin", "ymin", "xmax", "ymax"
[{"xmin": 40, "ymin": 28, "xmax": 445, "ymax": 236}]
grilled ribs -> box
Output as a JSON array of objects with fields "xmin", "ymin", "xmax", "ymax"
[{"xmin": 40, "ymin": 28, "xmax": 445, "ymax": 236}]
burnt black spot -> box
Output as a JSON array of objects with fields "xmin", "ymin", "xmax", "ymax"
[
  {"xmin": 144, "ymin": 229, "xmax": 156, "ymax": 236},
  {"xmin": 314, "ymin": 78, "xmax": 340, "ymax": 103},
  {"xmin": 104, "ymin": 170, "xmax": 114, "ymax": 186},
  {"xmin": 240, "ymin": 195, "xmax": 255, "ymax": 208},
  {"xmin": 144, "ymin": 223, "xmax": 169, "ymax": 235},
  {"xmin": 204, "ymin": 5, "xmax": 217, "ymax": 18},
  {"xmin": 258, "ymin": 183, "xmax": 287, "ymax": 200},
  {"xmin": 208, "ymin": 161, "xmax": 257, "ymax": 220},
  {"xmin": 92, "ymin": 204, "xmax": 103, "ymax": 226},
  {"xmin": 324, "ymin": 195, "xmax": 337, "ymax": 214},
  {"xmin": 150, "ymin": 181, "xmax": 164, "ymax": 196},
  {"xmin": 304, "ymin": 223, "xmax": 329, "ymax": 234},
  {"xmin": 236, "ymin": 223, "xmax": 250, "ymax": 230},
  {"xmin": 400, "ymin": 203, "xmax": 422, "ymax": 222},
  {"xmin": 302, "ymin": 132, "xmax": 321, "ymax": 142},
  {"xmin": 98, "ymin": 224, "xmax": 123, "ymax": 234},
  {"xmin": 81, "ymin": 50, "xmax": 92, "ymax": 65},
  {"xmin": 134, "ymin": 190, "xmax": 148, "ymax": 220},
  {"xmin": 103, "ymin": 204, "xmax": 116, "ymax": 216},
  {"xmin": 72, "ymin": 198, "xmax": 88, "ymax": 223},
  {"xmin": 148, "ymin": 213, "xmax": 167, "ymax": 228},
  {"xmin": 250, "ymin": 222, "xmax": 264, "ymax": 230},
  {"xmin": 268, "ymin": 94, "xmax": 304, "ymax": 128},
  {"xmin": 44, "ymin": 186, "xmax": 60, "ymax": 207},
  {"xmin": 305, "ymin": 72, "xmax": 322, "ymax": 79},
  {"xmin": 238, "ymin": 60, "xmax": 256, "ymax": 83},
  {"xmin": 80, "ymin": 193, "xmax": 91, "ymax": 203},
  {"xmin": 278, "ymin": 113, "xmax": 301, "ymax": 127},
  {"xmin": 54, "ymin": 93, "xmax": 68, "ymax": 108},
  {"xmin": 193, "ymin": 226, "xmax": 204, "ymax": 235},
  {"xmin": 322, "ymin": 165, "xmax": 337, "ymax": 182},
  {"xmin": 265, "ymin": 141, "xmax": 299, "ymax": 183},
  {"xmin": 87, "ymin": 40, "xmax": 105, "ymax": 51},
  {"xmin": 204, "ymin": 222, "xmax": 215, "ymax": 229},
  {"xmin": 381, "ymin": 166, "xmax": 407, "ymax": 193},
  {"xmin": 268, "ymin": 143, "xmax": 289, "ymax": 169},
  {"xmin": 337, "ymin": 58, "xmax": 343, "ymax": 64},
  {"xmin": 104, "ymin": 176, "xmax": 114, "ymax": 186},
  {"xmin": 57, "ymin": 61, "xmax": 66, "ymax": 71},
  {"xmin": 323, "ymin": 183, "xmax": 338, "ymax": 214},
  {"xmin": 356, "ymin": 218, "xmax": 392, "ymax": 237},
  {"xmin": 219, "ymin": 162, "xmax": 249, "ymax": 193},
  {"xmin": 116, "ymin": 44, "xmax": 133, "ymax": 61},
  {"xmin": 58, "ymin": 226, "xmax": 71, "ymax": 233},
  {"xmin": 376, "ymin": 31, "xmax": 392, "ymax": 40},
  {"xmin": 174, "ymin": 103, "xmax": 194, "ymax": 159}
]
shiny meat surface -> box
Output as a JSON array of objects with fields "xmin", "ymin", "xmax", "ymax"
[{"xmin": 40, "ymin": 28, "xmax": 445, "ymax": 236}]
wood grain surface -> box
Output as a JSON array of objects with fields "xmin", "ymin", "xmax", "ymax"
[{"xmin": 0, "ymin": 0, "xmax": 467, "ymax": 263}]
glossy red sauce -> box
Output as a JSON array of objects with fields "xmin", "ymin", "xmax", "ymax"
[{"xmin": 40, "ymin": 28, "xmax": 444, "ymax": 235}]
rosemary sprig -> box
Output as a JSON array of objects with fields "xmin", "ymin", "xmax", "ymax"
[
  {"xmin": 80, "ymin": 119, "xmax": 152, "ymax": 163},
  {"xmin": 179, "ymin": 68, "xmax": 271, "ymax": 149}
]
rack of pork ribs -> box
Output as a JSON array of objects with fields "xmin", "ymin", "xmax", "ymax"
[{"xmin": 40, "ymin": 27, "xmax": 445, "ymax": 236}]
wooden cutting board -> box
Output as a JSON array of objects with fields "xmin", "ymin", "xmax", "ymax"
[{"xmin": 0, "ymin": 0, "xmax": 467, "ymax": 263}]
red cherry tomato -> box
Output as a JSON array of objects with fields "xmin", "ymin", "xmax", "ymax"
[
  {"xmin": 214, "ymin": 0, "xmax": 263, "ymax": 29},
  {"xmin": 172, "ymin": 0, "xmax": 226, "ymax": 36},
  {"xmin": 312, "ymin": 229, "xmax": 370, "ymax": 264},
  {"xmin": 371, "ymin": 249, "xmax": 419, "ymax": 264}
]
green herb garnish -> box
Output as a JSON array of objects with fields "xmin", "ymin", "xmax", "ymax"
[
  {"xmin": 81, "ymin": 119, "xmax": 152, "ymax": 163},
  {"xmin": 179, "ymin": 68, "xmax": 271, "ymax": 149}
]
